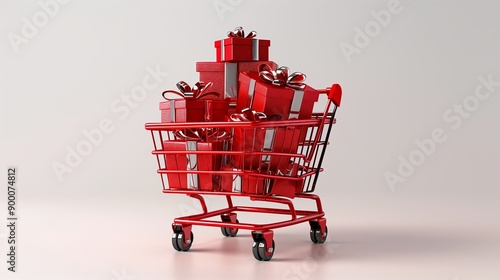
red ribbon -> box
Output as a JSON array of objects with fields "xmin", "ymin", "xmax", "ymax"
[
  {"xmin": 258, "ymin": 64, "xmax": 307, "ymax": 90},
  {"xmin": 227, "ymin": 26, "xmax": 257, "ymax": 38},
  {"xmin": 162, "ymin": 81, "xmax": 219, "ymax": 100},
  {"xmin": 174, "ymin": 128, "xmax": 231, "ymax": 142}
]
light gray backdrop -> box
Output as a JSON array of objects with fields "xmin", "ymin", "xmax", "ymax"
[{"xmin": 1, "ymin": 0, "xmax": 499, "ymax": 279}]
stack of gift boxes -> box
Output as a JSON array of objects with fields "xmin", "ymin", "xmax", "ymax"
[{"xmin": 159, "ymin": 27, "xmax": 320, "ymax": 197}]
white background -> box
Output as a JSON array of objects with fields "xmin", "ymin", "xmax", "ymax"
[{"xmin": 1, "ymin": 0, "xmax": 499, "ymax": 279}]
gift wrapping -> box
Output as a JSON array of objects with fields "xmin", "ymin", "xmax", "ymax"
[
  {"xmin": 220, "ymin": 164, "xmax": 266, "ymax": 194},
  {"xmin": 231, "ymin": 126, "xmax": 266, "ymax": 169},
  {"xmin": 196, "ymin": 140, "xmax": 224, "ymax": 191},
  {"xmin": 215, "ymin": 37, "xmax": 270, "ymax": 62},
  {"xmin": 162, "ymin": 141, "xmax": 188, "ymax": 190},
  {"xmin": 196, "ymin": 61, "xmax": 277, "ymax": 100},
  {"xmin": 159, "ymin": 99, "xmax": 229, "ymax": 122},
  {"xmin": 269, "ymin": 178, "xmax": 304, "ymax": 198},
  {"xmin": 229, "ymin": 109, "xmax": 267, "ymax": 169},
  {"xmin": 237, "ymin": 72, "xmax": 319, "ymax": 120},
  {"xmin": 162, "ymin": 140, "xmax": 224, "ymax": 191},
  {"xmin": 160, "ymin": 81, "xmax": 228, "ymax": 122},
  {"xmin": 263, "ymin": 126, "xmax": 302, "ymax": 175}
]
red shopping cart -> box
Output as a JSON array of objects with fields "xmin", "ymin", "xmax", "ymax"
[{"xmin": 145, "ymin": 85, "xmax": 342, "ymax": 261}]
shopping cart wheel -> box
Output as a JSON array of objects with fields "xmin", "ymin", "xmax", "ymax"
[
  {"xmin": 252, "ymin": 239, "xmax": 275, "ymax": 261},
  {"xmin": 310, "ymin": 225, "xmax": 328, "ymax": 244},
  {"xmin": 172, "ymin": 231, "xmax": 194, "ymax": 252},
  {"xmin": 221, "ymin": 219, "xmax": 240, "ymax": 237}
]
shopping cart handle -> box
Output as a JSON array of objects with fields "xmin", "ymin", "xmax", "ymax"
[{"xmin": 328, "ymin": 84, "xmax": 342, "ymax": 107}]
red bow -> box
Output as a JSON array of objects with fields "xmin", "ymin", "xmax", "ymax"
[
  {"xmin": 259, "ymin": 64, "xmax": 306, "ymax": 89},
  {"xmin": 230, "ymin": 108, "xmax": 266, "ymax": 121},
  {"xmin": 227, "ymin": 26, "xmax": 256, "ymax": 38},
  {"xmin": 174, "ymin": 128, "xmax": 231, "ymax": 142},
  {"xmin": 162, "ymin": 81, "xmax": 219, "ymax": 100}
]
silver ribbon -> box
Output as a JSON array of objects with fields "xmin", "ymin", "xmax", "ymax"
[
  {"xmin": 288, "ymin": 89, "xmax": 305, "ymax": 119},
  {"xmin": 224, "ymin": 63, "xmax": 238, "ymax": 98},
  {"xmin": 252, "ymin": 38, "xmax": 259, "ymax": 61},
  {"xmin": 232, "ymin": 171, "xmax": 242, "ymax": 192},
  {"xmin": 169, "ymin": 100, "xmax": 176, "ymax": 122},
  {"xmin": 246, "ymin": 78, "xmax": 256, "ymax": 108},
  {"xmin": 186, "ymin": 141, "xmax": 199, "ymax": 190}
]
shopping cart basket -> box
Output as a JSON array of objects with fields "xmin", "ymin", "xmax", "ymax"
[{"xmin": 145, "ymin": 84, "xmax": 342, "ymax": 261}]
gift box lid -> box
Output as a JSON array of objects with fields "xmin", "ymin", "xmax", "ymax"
[{"xmin": 214, "ymin": 37, "xmax": 271, "ymax": 48}]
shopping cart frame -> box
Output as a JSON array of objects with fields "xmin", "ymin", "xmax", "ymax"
[{"xmin": 145, "ymin": 85, "xmax": 341, "ymax": 261}]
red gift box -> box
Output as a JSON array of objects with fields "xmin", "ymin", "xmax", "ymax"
[
  {"xmin": 162, "ymin": 140, "xmax": 224, "ymax": 191},
  {"xmin": 196, "ymin": 141, "xmax": 224, "ymax": 191},
  {"xmin": 215, "ymin": 37, "xmax": 270, "ymax": 62},
  {"xmin": 160, "ymin": 99, "xmax": 229, "ymax": 122},
  {"xmin": 269, "ymin": 178, "xmax": 303, "ymax": 198},
  {"xmin": 229, "ymin": 109, "xmax": 268, "ymax": 169},
  {"xmin": 196, "ymin": 61, "xmax": 277, "ymax": 100},
  {"xmin": 263, "ymin": 126, "xmax": 302, "ymax": 174},
  {"xmin": 231, "ymin": 125, "xmax": 267, "ymax": 169},
  {"xmin": 220, "ymin": 165, "xmax": 266, "ymax": 195},
  {"xmin": 162, "ymin": 141, "xmax": 187, "ymax": 190},
  {"xmin": 237, "ymin": 72, "xmax": 319, "ymax": 120}
]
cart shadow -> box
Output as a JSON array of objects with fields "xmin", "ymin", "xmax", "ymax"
[
  {"xmin": 187, "ymin": 248, "xmax": 216, "ymax": 253},
  {"xmin": 149, "ymin": 225, "xmax": 500, "ymax": 262},
  {"xmin": 187, "ymin": 234, "xmax": 320, "ymax": 261}
]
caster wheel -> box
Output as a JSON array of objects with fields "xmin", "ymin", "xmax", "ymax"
[
  {"xmin": 221, "ymin": 219, "xmax": 239, "ymax": 237},
  {"xmin": 310, "ymin": 225, "xmax": 328, "ymax": 244},
  {"xmin": 252, "ymin": 239, "xmax": 275, "ymax": 261},
  {"xmin": 172, "ymin": 231, "xmax": 194, "ymax": 251}
]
